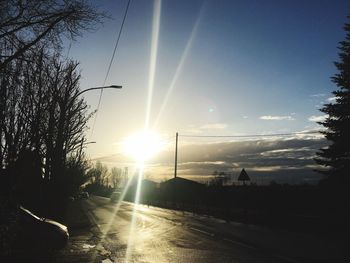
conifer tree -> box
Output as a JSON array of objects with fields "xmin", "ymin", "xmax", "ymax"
[{"xmin": 316, "ymin": 16, "xmax": 350, "ymax": 185}]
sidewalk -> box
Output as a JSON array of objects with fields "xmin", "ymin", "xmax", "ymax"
[
  {"xmin": 52, "ymin": 200, "xmax": 111, "ymax": 263},
  {"xmin": 0, "ymin": 200, "xmax": 107, "ymax": 263}
]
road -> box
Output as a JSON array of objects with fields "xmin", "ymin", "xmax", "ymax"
[{"xmin": 80, "ymin": 196, "xmax": 346, "ymax": 263}]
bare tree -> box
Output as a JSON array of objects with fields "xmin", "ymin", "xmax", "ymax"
[
  {"xmin": 0, "ymin": 49, "xmax": 92, "ymax": 185},
  {"xmin": 0, "ymin": 0, "xmax": 104, "ymax": 70},
  {"xmin": 87, "ymin": 161, "xmax": 109, "ymax": 186}
]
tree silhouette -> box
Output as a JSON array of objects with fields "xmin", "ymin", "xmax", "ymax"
[
  {"xmin": 316, "ymin": 16, "xmax": 350, "ymax": 186},
  {"xmin": 0, "ymin": 48, "xmax": 94, "ymax": 214},
  {"xmin": 0, "ymin": 50, "xmax": 91, "ymax": 175},
  {"xmin": 87, "ymin": 161, "xmax": 109, "ymax": 186},
  {"xmin": 0, "ymin": 0, "xmax": 104, "ymax": 70}
]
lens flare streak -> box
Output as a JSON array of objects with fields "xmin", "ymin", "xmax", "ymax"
[
  {"xmin": 153, "ymin": 5, "xmax": 204, "ymax": 128},
  {"xmin": 112, "ymin": 2, "xmax": 203, "ymax": 262},
  {"xmin": 125, "ymin": 164, "xmax": 144, "ymax": 262},
  {"xmin": 126, "ymin": 1, "xmax": 161, "ymax": 260},
  {"xmin": 145, "ymin": 0, "xmax": 162, "ymax": 129},
  {"xmin": 90, "ymin": 175, "xmax": 134, "ymax": 263}
]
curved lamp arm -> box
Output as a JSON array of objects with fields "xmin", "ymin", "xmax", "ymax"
[{"xmin": 75, "ymin": 85, "xmax": 122, "ymax": 98}]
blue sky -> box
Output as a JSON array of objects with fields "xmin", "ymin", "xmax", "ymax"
[{"xmin": 68, "ymin": 0, "xmax": 349, "ymax": 183}]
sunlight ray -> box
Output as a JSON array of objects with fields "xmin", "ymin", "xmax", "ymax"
[
  {"xmin": 153, "ymin": 5, "xmax": 204, "ymax": 128},
  {"xmin": 125, "ymin": 164, "xmax": 144, "ymax": 262},
  {"xmin": 100, "ymin": 174, "xmax": 133, "ymax": 236},
  {"xmin": 145, "ymin": 0, "xmax": 162, "ymax": 129},
  {"xmin": 125, "ymin": 2, "xmax": 161, "ymax": 259},
  {"xmin": 90, "ymin": 172, "xmax": 135, "ymax": 263}
]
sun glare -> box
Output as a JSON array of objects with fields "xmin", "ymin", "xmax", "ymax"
[{"xmin": 123, "ymin": 131, "xmax": 164, "ymax": 163}]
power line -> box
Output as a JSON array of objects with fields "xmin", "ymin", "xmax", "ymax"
[
  {"xmin": 90, "ymin": 0, "xmax": 132, "ymax": 138},
  {"xmin": 179, "ymin": 130, "xmax": 323, "ymax": 138},
  {"xmin": 102, "ymin": 0, "xmax": 132, "ymax": 86}
]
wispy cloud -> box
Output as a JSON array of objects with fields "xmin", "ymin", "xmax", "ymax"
[
  {"xmin": 310, "ymin": 94, "xmax": 337, "ymax": 109},
  {"xmin": 184, "ymin": 123, "xmax": 228, "ymax": 134},
  {"xmin": 327, "ymin": 96, "xmax": 337, "ymax": 102},
  {"xmin": 200, "ymin": 123, "xmax": 227, "ymax": 130},
  {"xmin": 259, "ymin": 115, "xmax": 295, "ymax": 121},
  {"xmin": 308, "ymin": 115, "xmax": 327, "ymax": 122},
  {"xmin": 310, "ymin": 93, "xmax": 326, "ymax": 98}
]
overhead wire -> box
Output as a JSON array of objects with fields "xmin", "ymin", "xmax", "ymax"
[
  {"xmin": 179, "ymin": 130, "xmax": 323, "ymax": 138},
  {"xmin": 89, "ymin": 0, "xmax": 132, "ymax": 139},
  {"xmin": 102, "ymin": 0, "xmax": 132, "ymax": 86}
]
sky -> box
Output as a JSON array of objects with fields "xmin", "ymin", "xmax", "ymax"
[{"xmin": 67, "ymin": 0, "xmax": 350, "ymax": 184}]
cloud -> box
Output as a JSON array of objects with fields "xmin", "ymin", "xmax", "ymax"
[
  {"xmin": 249, "ymin": 166, "xmax": 283, "ymax": 172},
  {"xmin": 308, "ymin": 115, "xmax": 327, "ymax": 122},
  {"xmin": 327, "ymin": 96, "xmax": 337, "ymax": 102},
  {"xmin": 310, "ymin": 93, "xmax": 326, "ymax": 98},
  {"xmin": 184, "ymin": 123, "xmax": 228, "ymax": 134},
  {"xmin": 171, "ymin": 137, "xmax": 327, "ymax": 184},
  {"xmin": 200, "ymin": 123, "xmax": 227, "ymax": 130},
  {"xmin": 179, "ymin": 138, "xmax": 326, "ymax": 183},
  {"xmin": 259, "ymin": 115, "xmax": 295, "ymax": 121}
]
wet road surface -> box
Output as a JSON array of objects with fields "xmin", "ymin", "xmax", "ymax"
[{"xmin": 82, "ymin": 196, "xmax": 305, "ymax": 263}]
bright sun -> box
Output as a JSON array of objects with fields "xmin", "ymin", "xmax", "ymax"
[{"xmin": 122, "ymin": 131, "xmax": 164, "ymax": 163}]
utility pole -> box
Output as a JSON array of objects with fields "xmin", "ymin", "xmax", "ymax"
[{"xmin": 174, "ymin": 132, "xmax": 178, "ymax": 178}]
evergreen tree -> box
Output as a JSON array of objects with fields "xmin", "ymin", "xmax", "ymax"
[{"xmin": 316, "ymin": 16, "xmax": 350, "ymax": 185}]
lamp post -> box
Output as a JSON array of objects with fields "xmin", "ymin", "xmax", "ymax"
[
  {"xmin": 73, "ymin": 84, "xmax": 122, "ymax": 160},
  {"xmin": 75, "ymin": 85, "xmax": 122, "ymax": 98},
  {"xmin": 67, "ymin": 85, "xmax": 122, "ymax": 110}
]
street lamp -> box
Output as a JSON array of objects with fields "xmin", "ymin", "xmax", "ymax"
[
  {"xmin": 68, "ymin": 85, "xmax": 122, "ymax": 109},
  {"xmin": 83, "ymin": 141, "xmax": 96, "ymax": 145},
  {"xmin": 75, "ymin": 85, "xmax": 122, "ymax": 98},
  {"xmin": 73, "ymin": 84, "xmax": 122, "ymax": 160}
]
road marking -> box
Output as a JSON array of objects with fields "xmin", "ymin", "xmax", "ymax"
[
  {"xmin": 189, "ymin": 227, "xmax": 215, "ymax": 237},
  {"xmin": 222, "ymin": 238, "xmax": 257, "ymax": 250},
  {"xmin": 188, "ymin": 226, "xmax": 257, "ymax": 251}
]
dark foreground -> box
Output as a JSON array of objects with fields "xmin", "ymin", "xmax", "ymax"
[{"xmin": 2, "ymin": 195, "xmax": 347, "ymax": 262}]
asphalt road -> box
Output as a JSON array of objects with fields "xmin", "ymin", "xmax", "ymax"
[{"xmin": 82, "ymin": 196, "xmax": 346, "ymax": 263}]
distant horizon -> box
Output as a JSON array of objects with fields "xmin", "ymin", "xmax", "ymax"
[{"xmin": 92, "ymin": 133, "xmax": 326, "ymax": 185}]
